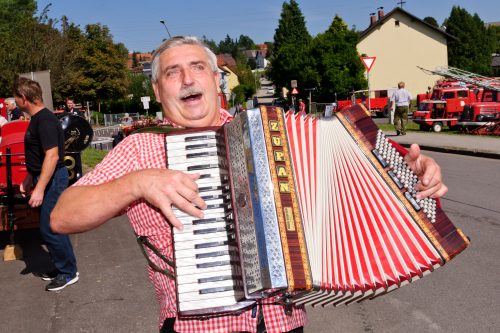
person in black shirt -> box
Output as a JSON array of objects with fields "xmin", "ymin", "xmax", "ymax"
[
  {"xmin": 13, "ymin": 77, "xmax": 79, "ymax": 292},
  {"xmin": 5, "ymin": 97, "xmax": 23, "ymax": 120},
  {"xmin": 65, "ymin": 97, "xmax": 84, "ymax": 117}
]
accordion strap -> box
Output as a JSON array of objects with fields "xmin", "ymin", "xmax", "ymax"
[{"xmin": 136, "ymin": 234, "xmax": 176, "ymax": 280}]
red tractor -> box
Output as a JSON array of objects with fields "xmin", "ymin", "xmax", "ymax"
[{"xmin": 336, "ymin": 88, "xmax": 395, "ymax": 117}]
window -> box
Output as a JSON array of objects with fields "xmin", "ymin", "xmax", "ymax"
[
  {"xmin": 395, "ymin": 20, "xmax": 400, "ymax": 26},
  {"xmin": 457, "ymin": 90, "xmax": 469, "ymax": 98},
  {"xmin": 442, "ymin": 92, "xmax": 455, "ymax": 99}
]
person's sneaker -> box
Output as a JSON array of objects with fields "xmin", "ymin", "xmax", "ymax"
[
  {"xmin": 45, "ymin": 273, "xmax": 79, "ymax": 292},
  {"xmin": 40, "ymin": 271, "xmax": 59, "ymax": 281},
  {"xmin": 396, "ymin": 131, "xmax": 401, "ymax": 136}
]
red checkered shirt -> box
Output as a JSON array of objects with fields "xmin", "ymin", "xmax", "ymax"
[{"xmin": 75, "ymin": 109, "xmax": 307, "ymax": 333}]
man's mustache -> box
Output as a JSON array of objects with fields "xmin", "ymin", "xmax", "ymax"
[{"xmin": 179, "ymin": 86, "xmax": 203, "ymax": 99}]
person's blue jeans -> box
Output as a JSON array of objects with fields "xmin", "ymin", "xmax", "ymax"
[{"xmin": 35, "ymin": 167, "xmax": 77, "ymax": 277}]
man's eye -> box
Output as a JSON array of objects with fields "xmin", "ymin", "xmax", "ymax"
[
  {"xmin": 166, "ymin": 69, "xmax": 180, "ymax": 78},
  {"xmin": 192, "ymin": 64, "xmax": 205, "ymax": 72}
]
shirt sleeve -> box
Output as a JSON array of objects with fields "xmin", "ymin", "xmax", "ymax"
[{"xmin": 75, "ymin": 134, "xmax": 141, "ymax": 186}]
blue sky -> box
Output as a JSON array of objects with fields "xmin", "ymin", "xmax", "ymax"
[{"xmin": 36, "ymin": 0, "xmax": 498, "ymax": 53}]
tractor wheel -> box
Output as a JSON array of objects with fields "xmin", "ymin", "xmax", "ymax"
[{"xmin": 432, "ymin": 122, "xmax": 443, "ymax": 133}]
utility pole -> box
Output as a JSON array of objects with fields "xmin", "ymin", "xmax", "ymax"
[
  {"xmin": 305, "ymin": 88, "xmax": 316, "ymax": 114},
  {"xmin": 159, "ymin": 20, "xmax": 171, "ymax": 38}
]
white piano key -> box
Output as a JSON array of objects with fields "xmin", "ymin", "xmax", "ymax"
[
  {"xmin": 178, "ymin": 289, "xmax": 242, "ymax": 302},
  {"xmin": 175, "ymin": 260, "xmax": 237, "ymax": 276},
  {"xmin": 175, "ymin": 244, "xmax": 238, "ymax": 259},
  {"xmin": 178, "ymin": 294, "xmax": 244, "ymax": 312},
  {"xmin": 173, "ymin": 235, "xmax": 230, "ymax": 250},
  {"xmin": 173, "ymin": 221, "xmax": 232, "ymax": 235},
  {"xmin": 166, "ymin": 131, "xmax": 219, "ymax": 143},
  {"xmin": 176, "ymin": 266, "xmax": 238, "ymax": 285},
  {"xmin": 173, "ymin": 229, "xmax": 234, "ymax": 243},
  {"xmin": 177, "ymin": 278, "xmax": 239, "ymax": 294}
]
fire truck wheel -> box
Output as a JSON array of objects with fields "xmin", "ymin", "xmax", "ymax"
[
  {"xmin": 419, "ymin": 124, "xmax": 430, "ymax": 131},
  {"xmin": 432, "ymin": 122, "xmax": 443, "ymax": 132}
]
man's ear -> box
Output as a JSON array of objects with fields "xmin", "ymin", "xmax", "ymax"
[
  {"xmin": 152, "ymin": 81, "xmax": 162, "ymax": 103},
  {"xmin": 214, "ymin": 71, "xmax": 221, "ymax": 92}
]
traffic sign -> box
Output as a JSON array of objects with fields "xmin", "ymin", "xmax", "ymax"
[
  {"xmin": 140, "ymin": 96, "xmax": 151, "ymax": 102},
  {"xmin": 291, "ymin": 87, "xmax": 299, "ymax": 95},
  {"xmin": 361, "ymin": 56, "xmax": 376, "ymax": 72},
  {"xmin": 291, "ymin": 80, "xmax": 297, "ymax": 88}
]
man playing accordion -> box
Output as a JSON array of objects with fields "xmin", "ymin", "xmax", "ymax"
[{"xmin": 51, "ymin": 36, "xmax": 448, "ymax": 333}]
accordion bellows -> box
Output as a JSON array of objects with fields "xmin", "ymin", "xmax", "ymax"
[{"xmin": 164, "ymin": 105, "xmax": 469, "ymax": 317}]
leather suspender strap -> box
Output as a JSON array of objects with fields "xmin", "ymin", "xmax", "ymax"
[{"xmin": 136, "ymin": 234, "xmax": 176, "ymax": 280}]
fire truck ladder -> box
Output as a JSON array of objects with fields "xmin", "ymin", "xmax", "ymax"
[{"xmin": 417, "ymin": 66, "xmax": 500, "ymax": 92}]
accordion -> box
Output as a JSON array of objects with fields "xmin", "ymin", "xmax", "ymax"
[{"xmin": 163, "ymin": 105, "xmax": 469, "ymax": 317}]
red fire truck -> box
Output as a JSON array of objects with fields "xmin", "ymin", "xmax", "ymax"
[{"xmin": 417, "ymin": 66, "xmax": 500, "ymax": 133}]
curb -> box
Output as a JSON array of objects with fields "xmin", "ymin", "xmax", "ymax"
[{"xmin": 397, "ymin": 143, "xmax": 500, "ymax": 160}]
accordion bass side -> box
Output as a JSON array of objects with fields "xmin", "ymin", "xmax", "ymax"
[{"xmin": 164, "ymin": 105, "xmax": 469, "ymax": 317}]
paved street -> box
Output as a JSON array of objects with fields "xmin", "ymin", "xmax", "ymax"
[{"xmin": 1, "ymin": 142, "xmax": 499, "ymax": 332}]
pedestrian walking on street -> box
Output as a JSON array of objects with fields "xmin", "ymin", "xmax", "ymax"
[
  {"xmin": 14, "ymin": 77, "xmax": 79, "ymax": 292},
  {"xmin": 391, "ymin": 81, "xmax": 412, "ymax": 135}
]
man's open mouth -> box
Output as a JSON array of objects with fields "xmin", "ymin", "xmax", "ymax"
[{"xmin": 181, "ymin": 93, "xmax": 203, "ymax": 102}]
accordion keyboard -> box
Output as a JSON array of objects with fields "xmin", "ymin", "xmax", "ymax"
[{"xmin": 165, "ymin": 130, "xmax": 245, "ymax": 314}]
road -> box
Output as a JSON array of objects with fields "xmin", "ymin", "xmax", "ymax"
[
  {"xmin": 305, "ymin": 151, "xmax": 500, "ymax": 333},
  {"xmin": 0, "ymin": 152, "xmax": 498, "ymax": 333}
]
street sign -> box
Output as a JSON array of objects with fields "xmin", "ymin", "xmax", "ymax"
[
  {"xmin": 291, "ymin": 87, "xmax": 299, "ymax": 95},
  {"xmin": 140, "ymin": 96, "xmax": 151, "ymax": 102},
  {"xmin": 291, "ymin": 80, "xmax": 297, "ymax": 88},
  {"xmin": 361, "ymin": 56, "xmax": 376, "ymax": 72}
]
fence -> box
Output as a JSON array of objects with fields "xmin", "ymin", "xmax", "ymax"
[{"xmin": 103, "ymin": 113, "xmax": 140, "ymax": 126}]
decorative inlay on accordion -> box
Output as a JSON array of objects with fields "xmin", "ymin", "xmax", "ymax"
[{"xmin": 164, "ymin": 104, "xmax": 469, "ymax": 317}]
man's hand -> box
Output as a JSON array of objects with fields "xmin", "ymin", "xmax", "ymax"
[
  {"xmin": 133, "ymin": 169, "xmax": 207, "ymax": 230},
  {"xmin": 405, "ymin": 144, "xmax": 448, "ymax": 199},
  {"xmin": 29, "ymin": 186, "xmax": 44, "ymax": 207},
  {"xmin": 20, "ymin": 174, "xmax": 33, "ymax": 197}
]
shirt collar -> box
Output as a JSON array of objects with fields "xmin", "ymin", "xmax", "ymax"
[{"xmin": 160, "ymin": 108, "xmax": 233, "ymax": 128}]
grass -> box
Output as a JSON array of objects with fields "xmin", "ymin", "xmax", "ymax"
[
  {"xmin": 81, "ymin": 148, "xmax": 108, "ymax": 169},
  {"xmin": 378, "ymin": 121, "xmax": 467, "ymax": 135}
]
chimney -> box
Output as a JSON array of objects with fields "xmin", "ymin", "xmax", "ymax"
[
  {"xmin": 377, "ymin": 7, "xmax": 384, "ymax": 21},
  {"xmin": 370, "ymin": 13, "xmax": 376, "ymax": 26}
]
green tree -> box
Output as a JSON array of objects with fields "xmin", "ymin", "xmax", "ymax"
[
  {"xmin": 218, "ymin": 34, "xmax": 237, "ymax": 57},
  {"xmin": 445, "ymin": 6, "xmax": 495, "ymax": 75},
  {"xmin": 236, "ymin": 35, "xmax": 256, "ymax": 50},
  {"xmin": 423, "ymin": 16, "xmax": 439, "ymax": 28},
  {"xmin": 311, "ymin": 16, "xmax": 367, "ymax": 101},
  {"xmin": 78, "ymin": 23, "xmax": 129, "ymax": 105},
  {"xmin": 268, "ymin": 0, "xmax": 317, "ymax": 101}
]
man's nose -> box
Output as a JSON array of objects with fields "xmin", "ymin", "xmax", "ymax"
[{"xmin": 181, "ymin": 68, "xmax": 194, "ymax": 85}]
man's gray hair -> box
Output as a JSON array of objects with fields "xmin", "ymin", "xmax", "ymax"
[
  {"xmin": 5, "ymin": 97, "xmax": 16, "ymax": 106},
  {"xmin": 151, "ymin": 36, "xmax": 218, "ymax": 82}
]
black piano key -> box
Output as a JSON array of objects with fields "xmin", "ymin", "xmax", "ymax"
[
  {"xmin": 185, "ymin": 143, "xmax": 217, "ymax": 150},
  {"xmin": 184, "ymin": 134, "xmax": 217, "ymax": 142},
  {"xmin": 193, "ymin": 226, "xmax": 232, "ymax": 235},
  {"xmin": 192, "ymin": 217, "xmax": 227, "ymax": 225},
  {"xmin": 195, "ymin": 250, "xmax": 231, "ymax": 259},
  {"xmin": 196, "ymin": 260, "xmax": 231, "ymax": 269},
  {"xmin": 187, "ymin": 163, "xmax": 222, "ymax": 171},
  {"xmin": 198, "ymin": 275, "xmax": 238, "ymax": 284},
  {"xmin": 186, "ymin": 151, "xmax": 220, "ymax": 159},
  {"xmin": 200, "ymin": 194, "xmax": 228, "ymax": 201},
  {"xmin": 194, "ymin": 240, "xmax": 229, "ymax": 249},
  {"xmin": 198, "ymin": 185, "xmax": 229, "ymax": 192},
  {"xmin": 199, "ymin": 285, "xmax": 239, "ymax": 294}
]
